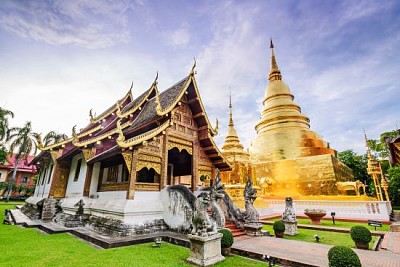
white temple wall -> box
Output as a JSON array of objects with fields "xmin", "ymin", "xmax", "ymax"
[
  {"xmin": 60, "ymin": 192, "xmax": 163, "ymax": 224},
  {"xmin": 89, "ymin": 162, "xmax": 100, "ymax": 197},
  {"xmin": 65, "ymin": 154, "xmax": 87, "ymax": 198}
]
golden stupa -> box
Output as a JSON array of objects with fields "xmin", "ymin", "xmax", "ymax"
[
  {"xmin": 220, "ymin": 93, "xmax": 252, "ymax": 199},
  {"xmin": 222, "ymin": 40, "xmax": 361, "ymax": 200}
]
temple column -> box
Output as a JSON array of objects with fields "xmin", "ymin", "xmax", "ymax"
[
  {"xmin": 126, "ymin": 149, "xmax": 138, "ymax": 200},
  {"xmin": 83, "ymin": 163, "xmax": 93, "ymax": 197},
  {"xmin": 160, "ymin": 133, "xmax": 169, "ymax": 189},
  {"xmin": 191, "ymin": 140, "xmax": 198, "ymax": 191}
]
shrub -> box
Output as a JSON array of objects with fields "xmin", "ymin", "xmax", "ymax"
[
  {"xmin": 273, "ymin": 220, "xmax": 285, "ymax": 233},
  {"xmin": 328, "ymin": 245, "xmax": 361, "ymax": 267},
  {"xmin": 350, "ymin": 225, "xmax": 372, "ymax": 244},
  {"xmin": 218, "ymin": 228, "xmax": 234, "ymax": 248}
]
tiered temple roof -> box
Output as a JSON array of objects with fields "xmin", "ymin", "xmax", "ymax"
[{"xmin": 33, "ymin": 66, "xmax": 230, "ymax": 171}]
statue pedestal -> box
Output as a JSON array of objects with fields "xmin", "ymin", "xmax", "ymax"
[
  {"xmin": 187, "ymin": 233, "xmax": 225, "ymax": 266},
  {"xmin": 244, "ymin": 223, "xmax": 263, "ymax": 236},
  {"xmin": 283, "ymin": 221, "xmax": 298, "ymax": 236}
]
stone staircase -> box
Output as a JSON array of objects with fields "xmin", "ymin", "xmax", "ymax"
[
  {"xmin": 41, "ymin": 198, "xmax": 58, "ymax": 222},
  {"xmin": 224, "ymin": 221, "xmax": 246, "ymax": 237}
]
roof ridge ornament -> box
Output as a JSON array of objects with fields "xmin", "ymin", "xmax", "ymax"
[
  {"xmin": 35, "ymin": 133, "xmax": 44, "ymax": 150},
  {"xmin": 89, "ymin": 109, "xmax": 96, "ymax": 123},
  {"xmin": 190, "ymin": 57, "xmax": 197, "ymax": 75},
  {"xmin": 153, "ymin": 71, "xmax": 159, "ymax": 86},
  {"xmin": 116, "ymin": 119, "xmax": 125, "ymax": 144},
  {"xmin": 72, "ymin": 125, "xmax": 79, "ymax": 145}
]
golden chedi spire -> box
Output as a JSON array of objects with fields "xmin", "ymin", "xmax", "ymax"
[
  {"xmin": 251, "ymin": 40, "xmax": 334, "ymax": 162},
  {"xmin": 222, "ymin": 92, "xmax": 248, "ymax": 156},
  {"xmin": 221, "ymin": 92, "xmax": 250, "ymax": 184}
]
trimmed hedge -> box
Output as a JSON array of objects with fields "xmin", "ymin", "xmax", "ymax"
[
  {"xmin": 273, "ymin": 220, "xmax": 285, "ymax": 233},
  {"xmin": 328, "ymin": 246, "xmax": 361, "ymax": 267},
  {"xmin": 218, "ymin": 228, "xmax": 234, "ymax": 248},
  {"xmin": 350, "ymin": 225, "xmax": 372, "ymax": 244}
]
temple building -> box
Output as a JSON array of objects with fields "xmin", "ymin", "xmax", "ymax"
[
  {"xmin": 385, "ymin": 130, "xmax": 400, "ymax": 167},
  {"xmin": 31, "ymin": 65, "xmax": 230, "ymax": 224},
  {"xmin": 221, "ymin": 41, "xmax": 354, "ymax": 198}
]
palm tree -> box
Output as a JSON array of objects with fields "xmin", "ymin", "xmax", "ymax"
[
  {"xmin": 0, "ymin": 107, "xmax": 14, "ymax": 142},
  {"xmin": 43, "ymin": 131, "xmax": 67, "ymax": 146},
  {"xmin": 0, "ymin": 107, "xmax": 14, "ymax": 164},
  {"xmin": 5, "ymin": 121, "xmax": 37, "ymax": 202}
]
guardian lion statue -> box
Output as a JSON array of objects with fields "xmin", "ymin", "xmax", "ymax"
[{"xmin": 191, "ymin": 192, "xmax": 217, "ymax": 237}]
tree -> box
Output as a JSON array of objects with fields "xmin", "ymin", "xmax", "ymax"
[
  {"xmin": 0, "ymin": 107, "xmax": 14, "ymax": 164},
  {"xmin": 43, "ymin": 131, "xmax": 67, "ymax": 146},
  {"xmin": 388, "ymin": 166, "xmax": 400, "ymax": 207},
  {"xmin": 5, "ymin": 121, "xmax": 38, "ymax": 202},
  {"xmin": 0, "ymin": 107, "xmax": 14, "ymax": 142},
  {"xmin": 338, "ymin": 150, "xmax": 371, "ymax": 195}
]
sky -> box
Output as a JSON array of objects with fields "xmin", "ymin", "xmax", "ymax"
[{"xmin": 1, "ymin": 0, "xmax": 399, "ymax": 155}]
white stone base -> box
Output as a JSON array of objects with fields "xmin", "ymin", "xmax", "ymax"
[
  {"xmin": 244, "ymin": 223, "xmax": 263, "ymax": 236},
  {"xmin": 283, "ymin": 221, "xmax": 298, "ymax": 235},
  {"xmin": 187, "ymin": 233, "xmax": 225, "ymax": 266},
  {"xmin": 258, "ymin": 199, "xmax": 392, "ymax": 222}
]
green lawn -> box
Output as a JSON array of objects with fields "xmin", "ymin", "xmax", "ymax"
[
  {"xmin": 262, "ymin": 225, "xmax": 378, "ymax": 248},
  {"xmin": 264, "ymin": 218, "xmax": 390, "ymax": 231},
  {"xmin": 0, "ymin": 204, "xmax": 265, "ymax": 267}
]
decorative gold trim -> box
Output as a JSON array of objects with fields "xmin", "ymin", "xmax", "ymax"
[
  {"xmin": 73, "ymin": 121, "xmax": 131, "ymax": 147},
  {"xmin": 90, "ymin": 87, "xmax": 132, "ymax": 123},
  {"xmin": 117, "ymin": 120, "xmax": 170, "ymax": 148},
  {"xmin": 169, "ymin": 136, "xmax": 192, "ymax": 147},
  {"xmin": 136, "ymin": 160, "xmax": 161, "ymax": 174},
  {"xmin": 82, "ymin": 147, "xmax": 96, "ymax": 162},
  {"xmin": 77, "ymin": 124, "xmax": 103, "ymax": 138},
  {"xmin": 39, "ymin": 138, "xmax": 73, "ymax": 151},
  {"xmin": 189, "ymin": 75, "xmax": 218, "ymax": 136},
  {"xmin": 122, "ymin": 151, "xmax": 133, "ymax": 173},
  {"xmin": 50, "ymin": 150, "xmax": 58, "ymax": 162}
]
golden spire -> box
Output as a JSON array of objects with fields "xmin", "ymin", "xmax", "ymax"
[
  {"xmin": 269, "ymin": 39, "xmax": 282, "ymax": 81},
  {"xmin": 227, "ymin": 90, "xmax": 238, "ymax": 137},
  {"xmin": 364, "ymin": 131, "xmax": 373, "ymax": 158}
]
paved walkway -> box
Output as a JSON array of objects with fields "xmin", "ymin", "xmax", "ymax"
[{"xmin": 233, "ymin": 234, "xmax": 400, "ymax": 267}]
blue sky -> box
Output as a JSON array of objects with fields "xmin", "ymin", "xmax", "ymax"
[{"xmin": 1, "ymin": 0, "xmax": 399, "ymax": 155}]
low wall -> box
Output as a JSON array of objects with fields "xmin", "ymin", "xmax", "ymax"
[{"xmin": 258, "ymin": 199, "xmax": 392, "ymax": 222}]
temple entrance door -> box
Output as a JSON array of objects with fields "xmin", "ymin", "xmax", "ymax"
[{"xmin": 167, "ymin": 148, "xmax": 192, "ymax": 187}]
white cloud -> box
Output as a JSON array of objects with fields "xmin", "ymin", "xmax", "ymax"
[
  {"xmin": 166, "ymin": 26, "xmax": 190, "ymax": 47},
  {"xmin": 0, "ymin": 0, "xmax": 135, "ymax": 48}
]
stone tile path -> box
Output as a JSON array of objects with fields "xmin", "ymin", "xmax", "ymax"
[{"xmin": 233, "ymin": 235, "xmax": 400, "ymax": 267}]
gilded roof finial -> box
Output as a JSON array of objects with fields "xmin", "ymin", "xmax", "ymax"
[
  {"xmin": 72, "ymin": 125, "xmax": 78, "ymax": 144},
  {"xmin": 269, "ymin": 38, "xmax": 282, "ymax": 81},
  {"xmin": 89, "ymin": 109, "xmax": 95, "ymax": 123},
  {"xmin": 191, "ymin": 57, "xmax": 197, "ymax": 75},
  {"xmin": 153, "ymin": 71, "xmax": 159, "ymax": 86},
  {"xmin": 35, "ymin": 133, "xmax": 44, "ymax": 150}
]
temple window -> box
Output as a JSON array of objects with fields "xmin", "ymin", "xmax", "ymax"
[
  {"xmin": 21, "ymin": 177, "xmax": 28, "ymax": 184},
  {"xmin": 100, "ymin": 163, "xmax": 129, "ymax": 184},
  {"xmin": 136, "ymin": 167, "xmax": 158, "ymax": 183},
  {"xmin": 74, "ymin": 159, "xmax": 82, "ymax": 182}
]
